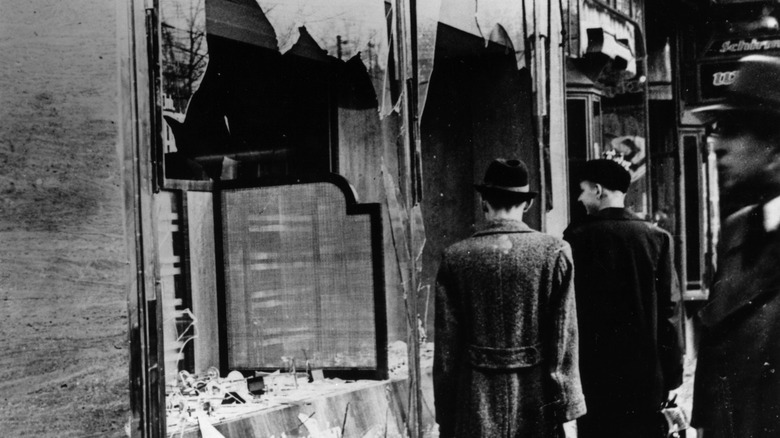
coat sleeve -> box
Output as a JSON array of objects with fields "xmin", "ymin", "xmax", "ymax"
[
  {"xmin": 433, "ymin": 253, "xmax": 461, "ymax": 437},
  {"xmin": 657, "ymin": 232, "xmax": 685, "ymax": 391},
  {"xmin": 546, "ymin": 244, "xmax": 587, "ymax": 422}
]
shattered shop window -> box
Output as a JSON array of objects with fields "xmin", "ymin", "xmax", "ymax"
[{"xmin": 158, "ymin": 0, "xmax": 388, "ymax": 183}]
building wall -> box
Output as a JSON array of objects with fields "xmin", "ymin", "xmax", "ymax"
[
  {"xmin": 0, "ymin": 1, "xmax": 129, "ymax": 436},
  {"xmin": 546, "ymin": 0, "xmax": 571, "ymax": 238}
]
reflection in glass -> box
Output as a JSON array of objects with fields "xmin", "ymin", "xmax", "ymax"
[{"xmin": 161, "ymin": 0, "xmax": 208, "ymax": 114}]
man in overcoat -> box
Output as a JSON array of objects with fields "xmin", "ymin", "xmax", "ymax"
[
  {"xmin": 563, "ymin": 157, "xmax": 684, "ymax": 438},
  {"xmin": 434, "ymin": 158, "xmax": 586, "ymax": 438},
  {"xmin": 690, "ymin": 54, "xmax": 780, "ymax": 438}
]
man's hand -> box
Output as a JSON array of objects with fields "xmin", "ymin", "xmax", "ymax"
[{"xmin": 563, "ymin": 420, "xmax": 577, "ymax": 438}]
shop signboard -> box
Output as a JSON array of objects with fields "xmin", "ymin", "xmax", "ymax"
[
  {"xmin": 697, "ymin": 60, "xmax": 740, "ymax": 102},
  {"xmin": 705, "ymin": 35, "xmax": 780, "ymax": 57},
  {"xmin": 696, "ymin": 0, "xmax": 780, "ymax": 103}
]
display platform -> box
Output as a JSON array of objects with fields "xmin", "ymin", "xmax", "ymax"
[{"xmin": 167, "ymin": 343, "xmax": 436, "ymax": 438}]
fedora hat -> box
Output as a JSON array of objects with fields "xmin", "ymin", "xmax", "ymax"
[
  {"xmin": 474, "ymin": 158, "xmax": 538, "ymax": 199},
  {"xmin": 693, "ymin": 54, "xmax": 780, "ymax": 121}
]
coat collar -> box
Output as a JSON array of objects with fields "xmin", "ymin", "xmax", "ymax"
[
  {"xmin": 591, "ymin": 207, "xmax": 643, "ymax": 221},
  {"xmin": 721, "ymin": 204, "xmax": 756, "ymax": 253},
  {"xmin": 472, "ymin": 219, "xmax": 534, "ymax": 237}
]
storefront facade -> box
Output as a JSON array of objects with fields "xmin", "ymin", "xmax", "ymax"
[
  {"xmin": 128, "ymin": 1, "xmax": 775, "ymax": 436},
  {"xmin": 564, "ymin": 0, "xmax": 649, "ymax": 223},
  {"xmin": 120, "ymin": 0, "xmax": 425, "ymax": 436},
  {"xmin": 121, "ymin": 1, "xmax": 570, "ymax": 437},
  {"xmin": 563, "ymin": 0, "xmax": 725, "ymax": 302}
]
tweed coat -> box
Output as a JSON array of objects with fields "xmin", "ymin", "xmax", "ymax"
[
  {"xmin": 433, "ymin": 219, "xmax": 586, "ymax": 438},
  {"xmin": 562, "ymin": 208, "xmax": 684, "ymax": 420},
  {"xmin": 691, "ymin": 204, "xmax": 780, "ymax": 437}
]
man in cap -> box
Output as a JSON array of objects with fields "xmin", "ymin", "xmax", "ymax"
[
  {"xmin": 691, "ymin": 54, "xmax": 780, "ymax": 438},
  {"xmin": 563, "ymin": 156, "xmax": 684, "ymax": 438},
  {"xmin": 434, "ymin": 158, "xmax": 586, "ymax": 437}
]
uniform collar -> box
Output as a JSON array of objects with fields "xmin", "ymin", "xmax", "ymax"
[
  {"xmin": 723, "ymin": 199, "xmax": 780, "ymax": 252},
  {"xmin": 763, "ymin": 195, "xmax": 780, "ymax": 232},
  {"xmin": 473, "ymin": 219, "xmax": 534, "ymax": 236}
]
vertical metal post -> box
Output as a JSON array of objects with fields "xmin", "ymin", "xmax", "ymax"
[
  {"xmin": 122, "ymin": 0, "xmax": 150, "ymax": 435},
  {"xmin": 120, "ymin": 0, "xmax": 164, "ymax": 435}
]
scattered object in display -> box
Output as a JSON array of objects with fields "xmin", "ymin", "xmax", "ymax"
[
  {"xmin": 165, "ymin": 341, "xmax": 435, "ymax": 435},
  {"xmin": 167, "ymin": 365, "xmax": 264, "ymax": 435},
  {"xmin": 310, "ymin": 369, "xmax": 325, "ymax": 382},
  {"xmin": 247, "ymin": 374, "xmax": 265, "ymax": 395}
]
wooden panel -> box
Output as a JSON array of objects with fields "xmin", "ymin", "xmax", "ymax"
[
  {"xmin": 187, "ymin": 191, "xmax": 221, "ymax": 372},
  {"xmin": 220, "ymin": 181, "xmax": 385, "ymax": 377}
]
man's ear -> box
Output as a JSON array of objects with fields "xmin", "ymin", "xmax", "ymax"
[
  {"xmin": 595, "ymin": 184, "xmax": 604, "ymax": 199},
  {"xmin": 523, "ymin": 198, "xmax": 534, "ymax": 212}
]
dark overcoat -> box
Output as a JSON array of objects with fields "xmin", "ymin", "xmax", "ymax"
[
  {"xmin": 562, "ymin": 208, "xmax": 684, "ymax": 419},
  {"xmin": 433, "ymin": 219, "xmax": 586, "ymax": 438},
  {"xmin": 692, "ymin": 205, "xmax": 780, "ymax": 437}
]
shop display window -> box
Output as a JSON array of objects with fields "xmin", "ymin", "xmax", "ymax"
[
  {"xmin": 680, "ymin": 130, "xmax": 719, "ymax": 300},
  {"xmin": 152, "ymin": 2, "xmax": 399, "ymax": 434}
]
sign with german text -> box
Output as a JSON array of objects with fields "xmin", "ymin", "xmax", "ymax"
[
  {"xmin": 698, "ymin": 60, "xmax": 740, "ymax": 102},
  {"xmin": 706, "ymin": 36, "xmax": 780, "ymax": 57}
]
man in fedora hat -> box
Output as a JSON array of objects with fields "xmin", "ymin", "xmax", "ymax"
[
  {"xmin": 563, "ymin": 156, "xmax": 684, "ymax": 438},
  {"xmin": 433, "ymin": 158, "xmax": 586, "ymax": 437},
  {"xmin": 691, "ymin": 54, "xmax": 780, "ymax": 438}
]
